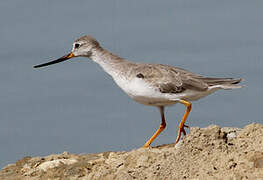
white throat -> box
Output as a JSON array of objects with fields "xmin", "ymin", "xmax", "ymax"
[{"xmin": 90, "ymin": 47, "xmax": 125, "ymax": 77}]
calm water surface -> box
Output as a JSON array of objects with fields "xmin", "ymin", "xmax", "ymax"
[{"xmin": 0, "ymin": 0, "xmax": 262, "ymax": 168}]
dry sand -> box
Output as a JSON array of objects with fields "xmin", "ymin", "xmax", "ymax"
[{"xmin": 1, "ymin": 123, "xmax": 263, "ymax": 180}]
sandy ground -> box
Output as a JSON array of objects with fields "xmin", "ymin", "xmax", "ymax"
[{"xmin": 0, "ymin": 123, "xmax": 263, "ymax": 180}]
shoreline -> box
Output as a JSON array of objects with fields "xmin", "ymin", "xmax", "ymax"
[{"xmin": 1, "ymin": 123, "xmax": 262, "ymax": 179}]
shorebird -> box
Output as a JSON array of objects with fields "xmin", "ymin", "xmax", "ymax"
[{"xmin": 34, "ymin": 35, "xmax": 242, "ymax": 147}]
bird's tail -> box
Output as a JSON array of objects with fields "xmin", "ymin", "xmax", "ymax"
[{"xmin": 200, "ymin": 77, "xmax": 243, "ymax": 89}]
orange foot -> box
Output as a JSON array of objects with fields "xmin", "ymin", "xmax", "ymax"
[
  {"xmin": 175, "ymin": 124, "xmax": 190, "ymax": 144},
  {"xmin": 182, "ymin": 124, "xmax": 189, "ymax": 135}
]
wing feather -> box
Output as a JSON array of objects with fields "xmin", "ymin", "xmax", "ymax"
[{"xmin": 131, "ymin": 63, "xmax": 208, "ymax": 94}]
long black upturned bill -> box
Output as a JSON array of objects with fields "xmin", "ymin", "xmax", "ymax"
[{"xmin": 34, "ymin": 53, "xmax": 74, "ymax": 68}]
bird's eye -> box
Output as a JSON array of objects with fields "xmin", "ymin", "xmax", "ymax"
[{"xmin": 74, "ymin": 43, "xmax": 80, "ymax": 49}]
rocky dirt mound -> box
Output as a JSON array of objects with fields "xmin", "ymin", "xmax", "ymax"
[{"xmin": 1, "ymin": 123, "xmax": 263, "ymax": 180}]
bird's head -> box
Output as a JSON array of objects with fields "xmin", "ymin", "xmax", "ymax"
[
  {"xmin": 72, "ymin": 35, "xmax": 100, "ymax": 57},
  {"xmin": 34, "ymin": 35, "xmax": 100, "ymax": 68}
]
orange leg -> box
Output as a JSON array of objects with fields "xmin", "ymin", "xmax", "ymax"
[
  {"xmin": 175, "ymin": 100, "xmax": 192, "ymax": 144},
  {"xmin": 144, "ymin": 106, "xmax": 166, "ymax": 147}
]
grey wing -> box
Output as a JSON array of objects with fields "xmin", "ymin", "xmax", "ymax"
[{"xmin": 131, "ymin": 63, "xmax": 209, "ymax": 94}]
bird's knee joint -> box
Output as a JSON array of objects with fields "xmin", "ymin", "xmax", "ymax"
[
  {"xmin": 187, "ymin": 103, "xmax": 192, "ymax": 110},
  {"xmin": 160, "ymin": 122, "xmax": 166, "ymax": 129}
]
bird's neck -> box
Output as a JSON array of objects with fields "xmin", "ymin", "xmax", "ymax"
[{"xmin": 90, "ymin": 46, "xmax": 128, "ymax": 77}]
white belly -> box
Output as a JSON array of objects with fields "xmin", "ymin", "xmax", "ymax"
[{"xmin": 113, "ymin": 76, "xmax": 176, "ymax": 106}]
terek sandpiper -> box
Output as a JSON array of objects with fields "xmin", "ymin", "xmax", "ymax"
[{"xmin": 34, "ymin": 35, "xmax": 243, "ymax": 147}]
